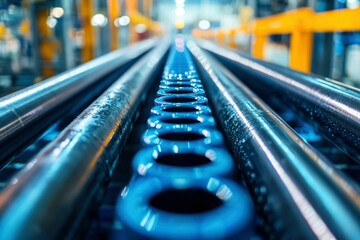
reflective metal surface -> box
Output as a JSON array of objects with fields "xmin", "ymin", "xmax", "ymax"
[
  {"xmin": 197, "ymin": 39, "xmax": 360, "ymax": 162},
  {"xmin": 0, "ymin": 38, "xmax": 157, "ymax": 163},
  {"xmin": 188, "ymin": 41, "xmax": 360, "ymax": 239},
  {"xmin": 0, "ymin": 39, "xmax": 170, "ymax": 239}
]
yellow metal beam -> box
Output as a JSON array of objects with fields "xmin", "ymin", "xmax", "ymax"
[
  {"xmin": 310, "ymin": 7, "xmax": 360, "ymax": 32},
  {"xmin": 194, "ymin": 7, "xmax": 360, "ymax": 73},
  {"xmin": 253, "ymin": 8, "xmax": 312, "ymax": 35},
  {"xmin": 108, "ymin": 0, "xmax": 120, "ymax": 51}
]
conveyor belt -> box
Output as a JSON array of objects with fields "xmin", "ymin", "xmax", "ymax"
[{"xmin": 0, "ymin": 36, "xmax": 359, "ymax": 239}]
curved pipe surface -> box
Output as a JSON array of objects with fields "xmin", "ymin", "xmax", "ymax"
[
  {"xmin": 188, "ymin": 41, "xmax": 360, "ymax": 240},
  {"xmin": 0, "ymin": 39, "xmax": 170, "ymax": 239},
  {"xmin": 197, "ymin": 39, "xmax": 360, "ymax": 162},
  {"xmin": 0, "ymin": 38, "xmax": 157, "ymax": 163}
]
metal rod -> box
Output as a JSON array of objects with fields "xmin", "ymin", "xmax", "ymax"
[
  {"xmin": 188, "ymin": 41, "xmax": 360, "ymax": 240},
  {"xmin": 196, "ymin": 39, "xmax": 360, "ymax": 162},
  {"xmin": 0, "ymin": 38, "xmax": 156, "ymax": 163},
  {"xmin": 0, "ymin": 39, "xmax": 170, "ymax": 239}
]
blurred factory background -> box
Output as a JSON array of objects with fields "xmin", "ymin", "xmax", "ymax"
[
  {"xmin": 0, "ymin": 0, "xmax": 360, "ymax": 239},
  {"xmin": 0, "ymin": 0, "xmax": 359, "ymax": 96}
]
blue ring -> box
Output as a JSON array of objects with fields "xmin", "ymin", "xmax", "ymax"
[
  {"xmin": 147, "ymin": 114, "xmax": 215, "ymax": 129},
  {"xmin": 142, "ymin": 127, "xmax": 224, "ymax": 147},
  {"xmin": 132, "ymin": 145, "xmax": 235, "ymax": 178},
  {"xmin": 117, "ymin": 177, "xmax": 255, "ymax": 240},
  {"xmin": 155, "ymin": 95, "xmax": 208, "ymax": 106},
  {"xmin": 157, "ymin": 87, "xmax": 205, "ymax": 97},
  {"xmin": 160, "ymin": 80, "xmax": 202, "ymax": 88},
  {"xmin": 151, "ymin": 104, "xmax": 212, "ymax": 116}
]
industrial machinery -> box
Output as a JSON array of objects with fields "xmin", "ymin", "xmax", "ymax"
[{"xmin": 0, "ymin": 36, "xmax": 359, "ymax": 239}]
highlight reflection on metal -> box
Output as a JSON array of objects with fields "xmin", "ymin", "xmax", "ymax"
[
  {"xmin": 196, "ymin": 39, "xmax": 360, "ymax": 162},
  {"xmin": 187, "ymin": 40, "xmax": 360, "ymax": 239},
  {"xmin": 0, "ymin": 40, "xmax": 170, "ymax": 239},
  {"xmin": 0, "ymin": 38, "xmax": 157, "ymax": 163}
]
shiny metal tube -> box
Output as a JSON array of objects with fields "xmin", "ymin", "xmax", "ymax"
[
  {"xmin": 188, "ymin": 41, "xmax": 360, "ymax": 239},
  {"xmin": 0, "ymin": 38, "xmax": 157, "ymax": 163},
  {"xmin": 0, "ymin": 39, "xmax": 170, "ymax": 239},
  {"xmin": 196, "ymin": 40, "xmax": 360, "ymax": 162}
]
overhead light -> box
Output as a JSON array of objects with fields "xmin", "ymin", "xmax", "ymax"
[
  {"xmin": 198, "ymin": 20, "xmax": 211, "ymax": 30},
  {"xmin": 51, "ymin": 7, "xmax": 64, "ymax": 18},
  {"xmin": 91, "ymin": 14, "xmax": 108, "ymax": 27},
  {"xmin": 46, "ymin": 16, "xmax": 57, "ymax": 28},
  {"xmin": 114, "ymin": 15, "xmax": 130, "ymax": 27},
  {"xmin": 175, "ymin": 0, "xmax": 185, "ymax": 4},
  {"xmin": 175, "ymin": 7, "xmax": 185, "ymax": 16},
  {"xmin": 347, "ymin": 0, "xmax": 359, "ymax": 8},
  {"xmin": 135, "ymin": 24, "xmax": 147, "ymax": 33}
]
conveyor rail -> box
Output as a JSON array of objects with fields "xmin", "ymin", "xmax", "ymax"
[
  {"xmin": 0, "ymin": 38, "xmax": 157, "ymax": 165},
  {"xmin": 196, "ymin": 39, "xmax": 360, "ymax": 163}
]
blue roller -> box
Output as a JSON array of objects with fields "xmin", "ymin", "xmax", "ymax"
[
  {"xmin": 150, "ymin": 104, "xmax": 213, "ymax": 116},
  {"xmin": 142, "ymin": 127, "xmax": 224, "ymax": 147},
  {"xmin": 159, "ymin": 80, "xmax": 202, "ymax": 88},
  {"xmin": 118, "ymin": 177, "xmax": 254, "ymax": 240},
  {"xmin": 154, "ymin": 95, "xmax": 208, "ymax": 106},
  {"xmin": 132, "ymin": 145, "xmax": 235, "ymax": 179},
  {"xmin": 157, "ymin": 87, "xmax": 205, "ymax": 97},
  {"xmin": 147, "ymin": 114, "xmax": 216, "ymax": 129}
]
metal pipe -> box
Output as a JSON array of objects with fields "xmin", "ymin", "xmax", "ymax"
[
  {"xmin": 0, "ymin": 39, "xmax": 170, "ymax": 239},
  {"xmin": 196, "ymin": 39, "xmax": 360, "ymax": 162},
  {"xmin": 0, "ymin": 38, "xmax": 156, "ymax": 164},
  {"xmin": 188, "ymin": 41, "xmax": 360, "ymax": 240}
]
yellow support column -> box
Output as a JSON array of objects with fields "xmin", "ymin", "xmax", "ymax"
[
  {"xmin": 252, "ymin": 34, "xmax": 266, "ymax": 59},
  {"xmin": 228, "ymin": 29, "xmax": 237, "ymax": 49},
  {"xmin": 108, "ymin": 0, "xmax": 120, "ymax": 51},
  {"xmin": 290, "ymin": 30, "xmax": 312, "ymax": 73},
  {"xmin": 80, "ymin": 0, "xmax": 95, "ymax": 62},
  {"xmin": 217, "ymin": 30, "xmax": 225, "ymax": 46},
  {"xmin": 37, "ymin": 9, "xmax": 59, "ymax": 77}
]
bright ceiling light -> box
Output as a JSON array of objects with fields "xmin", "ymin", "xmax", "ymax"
[
  {"xmin": 51, "ymin": 7, "xmax": 64, "ymax": 18},
  {"xmin": 114, "ymin": 15, "xmax": 130, "ymax": 27},
  {"xmin": 175, "ymin": 0, "xmax": 185, "ymax": 4},
  {"xmin": 135, "ymin": 24, "xmax": 147, "ymax": 33},
  {"xmin": 46, "ymin": 16, "xmax": 57, "ymax": 28},
  {"xmin": 91, "ymin": 14, "xmax": 108, "ymax": 27},
  {"xmin": 175, "ymin": 7, "xmax": 185, "ymax": 16},
  {"xmin": 198, "ymin": 20, "xmax": 211, "ymax": 30}
]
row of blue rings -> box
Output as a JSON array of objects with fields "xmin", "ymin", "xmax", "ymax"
[{"xmin": 117, "ymin": 39, "xmax": 255, "ymax": 239}]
